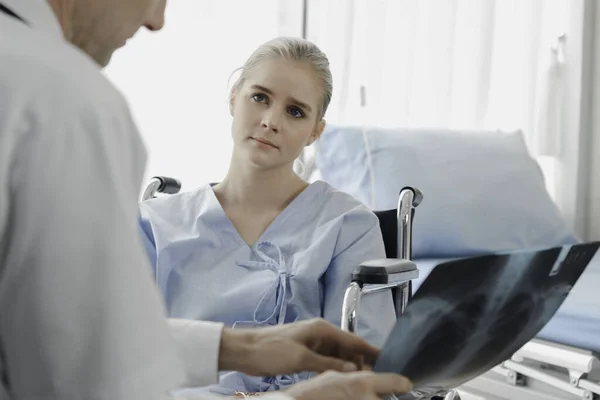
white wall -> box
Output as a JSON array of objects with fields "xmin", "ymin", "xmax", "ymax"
[
  {"xmin": 104, "ymin": 0, "xmax": 302, "ymax": 193},
  {"xmin": 587, "ymin": 0, "xmax": 600, "ymax": 240},
  {"xmin": 540, "ymin": 0, "xmax": 599, "ymax": 241}
]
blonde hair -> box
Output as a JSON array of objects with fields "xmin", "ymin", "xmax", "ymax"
[{"xmin": 230, "ymin": 37, "xmax": 333, "ymax": 119}]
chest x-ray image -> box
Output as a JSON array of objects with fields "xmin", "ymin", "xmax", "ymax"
[{"xmin": 374, "ymin": 242, "xmax": 600, "ymax": 399}]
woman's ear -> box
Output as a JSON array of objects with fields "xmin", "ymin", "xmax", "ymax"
[
  {"xmin": 229, "ymin": 88, "xmax": 237, "ymax": 116},
  {"xmin": 307, "ymin": 119, "xmax": 326, "ymax": 146}
]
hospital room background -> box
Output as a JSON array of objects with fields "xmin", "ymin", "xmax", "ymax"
[{"xmin": 104, "ymin": 1, "xmax": 599, "ymax": 399}]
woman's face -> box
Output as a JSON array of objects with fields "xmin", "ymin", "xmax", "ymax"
[{"xmin": 229, "ymin": 57, "xmax": 325, "ymax": 171}]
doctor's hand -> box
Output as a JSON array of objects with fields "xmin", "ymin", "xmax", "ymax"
[
  {"xmin": 218, "ymin": 318, "xmax": 380, "ymax": 377},
  {"xmin": 285, "ymin": 370, "xmax": 413, "ymax": 400}
]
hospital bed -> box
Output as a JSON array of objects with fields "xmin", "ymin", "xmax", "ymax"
[
  {"xmin": 310, "ymin": 124, "xmax": 600, "ymax": 400},
  {"xmin": 411, "ymin": 258, "xmax": 600, "ymax": 400},
  {"xmin": 142, "ymin": 176, "xmax": 461, "ymax": 400}
]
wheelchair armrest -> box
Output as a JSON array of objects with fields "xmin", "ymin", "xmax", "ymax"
[{"xmin": 352, "ymin": 258, "xmax": 418, "ymax": 285}]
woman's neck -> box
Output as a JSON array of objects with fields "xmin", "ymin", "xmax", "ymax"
[{"xmin": 214, "ymin": 158, "xmax": 308, "ymax": 212}]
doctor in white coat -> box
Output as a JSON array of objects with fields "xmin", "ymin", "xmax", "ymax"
[{"xmin": 0, "ymin": 0, "xmax": 412, "ymax": 399}]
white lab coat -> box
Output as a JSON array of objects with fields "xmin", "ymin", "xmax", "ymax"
[{"xmin": 0, "ymin": 1, "xmax": 291, "ymax": 399}]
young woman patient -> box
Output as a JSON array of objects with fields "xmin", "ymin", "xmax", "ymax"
[{"xmin": 138, "ymin": 37, "xmax": 396, "ymax": 396}]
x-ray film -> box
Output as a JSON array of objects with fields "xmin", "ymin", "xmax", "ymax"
[{"xmin": 373, "ymin": 242, "xmax": 600, "ymax": 399}]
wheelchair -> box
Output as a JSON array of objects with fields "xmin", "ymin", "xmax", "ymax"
[{"xmin": 142, "ymin": 176, "xmax": 462, "ymax": 400}]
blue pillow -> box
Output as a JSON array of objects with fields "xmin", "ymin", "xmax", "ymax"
[{"xmin": 316, "ymin": 125, "xmax": 578, "ymax": 258}]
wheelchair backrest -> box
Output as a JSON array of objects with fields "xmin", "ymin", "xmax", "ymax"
[{"xmin": 374, "ymin": 209, "xmax": 398, "ymax": 258}]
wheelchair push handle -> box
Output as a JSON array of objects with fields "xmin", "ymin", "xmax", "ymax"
[
  {"xmin": 156, "ymin": 176, "xmax": 182, "ymax": 194},
  {"xmin": 141, "ymin": 176, "xmax": 182, "ymax": 201},
  {"xmin": 398, "ymin": 186, "xmax": 423, "ymax": 260},
  {"xmin": 400, "ymin": 186, "xmax": 423, "ymax": 207}
]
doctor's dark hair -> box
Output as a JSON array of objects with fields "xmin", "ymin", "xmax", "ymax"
[{"xmin": 230, "ymin": 37, "xmax": 333, "ymax": 119}]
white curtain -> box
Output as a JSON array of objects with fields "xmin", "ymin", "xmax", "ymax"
[
  {"xmin": 103, "ymin": 0, "xmax": 593, "ymax": 239},
  {"xmin": 306, "ymin": 0, "xmax": 593, "ymax": 237},
  {"xmin": 307, "ymin": 0, "xmax": 568, "ymax": 134},
  {"xmin": 104, "ymin": 0, "xmax": 302, "ymax": 192}
]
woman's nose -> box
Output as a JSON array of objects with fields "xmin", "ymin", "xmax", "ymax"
[{"xmin": 261, "ymin": 110, "xmax": 281, "ymax": 133}]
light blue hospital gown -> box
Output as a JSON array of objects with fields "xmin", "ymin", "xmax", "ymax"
[{"xmin": 138, "ymin": 180, "xmax": 396, "ymax": 395}]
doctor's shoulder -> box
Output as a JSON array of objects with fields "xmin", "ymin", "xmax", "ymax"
[{"xmin": 2, "ymin": 36, "xmax": 133, "ymax": 135}]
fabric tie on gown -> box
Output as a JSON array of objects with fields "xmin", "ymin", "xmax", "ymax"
[
  {"xmin": 233, "ymin": 241, "xmax": 302, "ymax": 391},
  {"xmin": 235, "ymin": 241, "xmax": 300, "ymax": 327}
]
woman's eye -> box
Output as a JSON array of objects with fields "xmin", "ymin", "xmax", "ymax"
[
  {"xmin": 252, "ymin": 93, "xmax": 267, "ymax": 103},
  {"xmin": 289, "ymin": 106, "xmax": 305, "ymax": 118}
]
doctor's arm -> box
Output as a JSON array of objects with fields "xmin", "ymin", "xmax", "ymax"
[
  {"xmin": 322, "ymin": 207, "xmax": 397, "ymax": 349},
  {"xmin": 166, "ymin": 317, "xmax": 383, "ymax": 382}
]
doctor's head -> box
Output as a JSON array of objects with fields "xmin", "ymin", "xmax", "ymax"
[
  {"xmin": 228, "ymin": 37, "xmax": 332, "ymax": 172},
  {"xmin": 48, "ymin": 0, "xmax": 167, "ymax": 67}
]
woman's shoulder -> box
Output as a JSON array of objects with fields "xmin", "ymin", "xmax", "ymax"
[
  {"xmin": 311, "ymin": 180, "xmax": 374, "ymax": 214},
  {"xmin": 306, "ymin": 181, "xmax": 379, "ymax": 232},
  {"xmin": 139, "ymin": 183, "xmax": 213, "ymax": 224},
  {"xmin": 306, "ymin": 182, "xmax": 384, "ymax": 260}
]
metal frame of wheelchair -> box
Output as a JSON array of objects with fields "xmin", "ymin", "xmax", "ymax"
[{"xmin": 142, "ymin": 176, "xmax": 461, "ymax": 400}]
